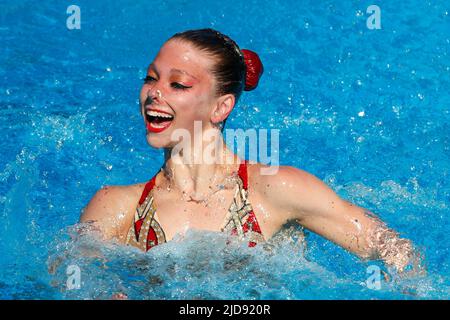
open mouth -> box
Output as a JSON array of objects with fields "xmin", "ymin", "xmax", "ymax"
[{"xmin": 145, "ymin": 108, "xmax": 175, "ymax": 133}]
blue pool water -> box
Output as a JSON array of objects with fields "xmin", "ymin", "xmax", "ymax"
[{"xmin": 1, "ymin": 0, "xmax": 449, "ymax": 299}]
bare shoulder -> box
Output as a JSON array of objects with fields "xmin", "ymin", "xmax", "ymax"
[
  {"xmin": 81, "ymin": 183, "xmax": 145, "ymax": 221},
  {"xmin": 247, "ymin": 163, "xmax": 339, "ymax": 216},
  {"xmin": 247, "ymin": 163, "xmax": 313, "ymax": 194},
  {"xmin": 80, "ymin": 183, "xmax": 146, "ymax": 240}
]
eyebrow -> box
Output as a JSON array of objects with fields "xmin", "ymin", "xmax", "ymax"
[
  {"xmin": 171, "ymin": 68, "xmax": 198, "ymax": 80},
  {"xmin": 149, "ymin": 63, "xmax": 198, "ymax": 80}
]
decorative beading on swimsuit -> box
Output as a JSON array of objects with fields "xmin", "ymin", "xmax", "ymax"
[
  {"xmin": 126, "ymin": 161, "xmax": 265, "ymax": 252},
  {"xmin": 125, "ymin": 189, "xmax": 166, "ymax": 252},
  {"xmin": 220, "ymin": 171, "xmax": 265, "ymax": 246}
]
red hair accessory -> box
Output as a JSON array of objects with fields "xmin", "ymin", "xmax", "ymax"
[{"xmin": 241, "ymin": 49, "xmax": 264, "ymax": 91}]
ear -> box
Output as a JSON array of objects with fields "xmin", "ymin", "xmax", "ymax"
[{"xmin": 210, "ymin": 94, "xmax": 235, "ymax": 124}]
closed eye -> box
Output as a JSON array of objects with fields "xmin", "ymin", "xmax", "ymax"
[
  {"xmin": 142, "ymin": 76, "xmax": 192, "ymax": 91},
  {"xmin": 171, "ymin": 82, "xmax": 192, "ymax": 90},
  {"xmin": 143, "ymin": 76, "xmax": 156, "ymax": 83}
]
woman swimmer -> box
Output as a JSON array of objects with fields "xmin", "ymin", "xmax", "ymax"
[{"xmin": 81, "ymin": 28, "xmax": 420, "ymax": 274}]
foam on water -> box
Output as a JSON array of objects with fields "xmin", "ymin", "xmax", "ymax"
[{"xmin": 46, "ymin": 224, "xmax": 444, "ymax": 300}]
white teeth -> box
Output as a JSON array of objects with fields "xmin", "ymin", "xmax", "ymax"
[{"xmin": 146, "ymin": 110, "xmax": 174, "ymax": 119}]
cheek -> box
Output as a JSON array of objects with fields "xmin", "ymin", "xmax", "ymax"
[
  {"xmin": 184, "ymin": 102, "xmax": 210, "ymax": 123},
  {"xmin": 139, "ymin": 85, "xmax": 148, "ymax": 103},
  {"xmin": 171, "ymin": 93, "xmax": 203, "ymax": 116},
  {"xmin": 139, "ymin": 87, "xmax": 147, "ymax": 116},
  {"xmin": 181, "ymin": 90, "xmax": 213, "ymax": 116}
]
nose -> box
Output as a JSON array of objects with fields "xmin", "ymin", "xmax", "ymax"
[{"xmin": 146, "ymin": 86, "xmax": 164, "ymax": 105}]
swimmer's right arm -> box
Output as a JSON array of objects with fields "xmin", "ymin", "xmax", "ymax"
[
  {"xmin": 78, "ymin": 186, "xmax": 135, "ymax": 299},
  {"xmin": 49, "ymin": 186, "xmax": 130, "ymax": 276},
  {"xmin": 80, "ymin": 186, "xmax": 136, "ymax": 242}
]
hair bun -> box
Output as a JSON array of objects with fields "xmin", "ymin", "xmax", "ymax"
[{"xmin": 241, "ymin": 49, "xmax": 264, "ymax": 91}]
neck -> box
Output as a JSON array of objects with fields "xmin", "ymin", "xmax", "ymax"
[{"xmin": 162, "ymin": 132, "xmax": 241, "ymax": 201}]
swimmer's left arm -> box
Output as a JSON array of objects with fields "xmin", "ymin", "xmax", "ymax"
[{"xmin": 270, "ymin": 166, "xmax": 420, "ymax": 273}]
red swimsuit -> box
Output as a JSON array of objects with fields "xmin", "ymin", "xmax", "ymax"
[{"xmin": 126, "ymin": 160, "xmax": 265, "ymax": 252}]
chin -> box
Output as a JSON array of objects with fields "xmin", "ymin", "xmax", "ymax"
[{"xmin": 146, "ymin": 134, "xmax": 174, "ymax": 149}]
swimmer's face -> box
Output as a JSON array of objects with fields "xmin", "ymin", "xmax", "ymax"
[{"xmin": 140, "ymin": 39, "xmax": 235, "ymax": 149}]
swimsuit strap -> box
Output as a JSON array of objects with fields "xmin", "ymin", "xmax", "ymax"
[
  {"xmin": 221, "ymin": 160, "xmax": 265, "ymax": 246},
  {"xmin": 126, "ymin": 173, "xmax": 166, "ymax": 251},
  {"xmin": 138, "ymin": 175, "xmax": 156, "ymax": 205},
  {"xmin": 237, "ymin": 159, "xmax": 249, "ymax": 190}
]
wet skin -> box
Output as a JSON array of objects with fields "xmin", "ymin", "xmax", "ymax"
[{"xmin": 81, "ymin": 39, "xmax": 416, "ymax": 273}]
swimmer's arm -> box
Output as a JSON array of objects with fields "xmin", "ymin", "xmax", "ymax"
[
  {"xmin": 80, "ymin": 186, "xmax": 135, "ymax": 242},
  {"xmin": 271, "ymin": 167, "xmax": 418, "ymax": 273},
  {"xmin": 49, "ymin": 186, "xmax": 129, "ymax": 276}
]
